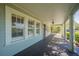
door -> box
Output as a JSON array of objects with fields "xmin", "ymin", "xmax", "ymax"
[{"xmin": 43, "ymin": 24, "xmax": 46, "ymax": 38}]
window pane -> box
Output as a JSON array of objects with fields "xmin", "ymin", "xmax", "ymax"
[
  {"xmin": 21, "ymin": 17, "xmax": 24, "ymax": 24},
  {"xmin": 12, "ymin": 14, "xmax": 16, "ymax": 26},
  {"xmin": 36, "ymin": 22, "xmax": 40, "ymax": 34},
  {"xmin": 17, "ymin": 16, "xmax": 21, "ymax": 23},
  {"xmin": 18, "ymin": 29, "xmax": 23, "ymax": 36},
  {"xmin": 12, "ymin": 28, "xmax": 23, "ymax": 37},
  {"xmin": 31, "ymin": 20, "xmax": 34, "ymax": 25},
  {"xmin": 28, "ymin": 20, "xmax": 34, "ymax": 25},
  {"xmin": 36, "ymin": 23, "xmax": 40, "ymax": 28},
  {"xmin": 36, "ymin": 29, "xmax": 40, "ymax": 34},
  {"xmin": 28, "ymin": 29, "xmax": 34, "ymax": 35},
  {"xmin": 12, "ymin": 28, "xmax": 17, "ymax": 37}
]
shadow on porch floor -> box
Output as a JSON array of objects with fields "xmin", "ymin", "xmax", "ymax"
[{"xmin": 15, "ymin": 34, "xmax": 78, "ymax": 56}]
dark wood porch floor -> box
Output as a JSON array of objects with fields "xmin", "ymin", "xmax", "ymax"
[{"xmin": 15, "ymin": 34, "xmax": 78, "ymax": 56}]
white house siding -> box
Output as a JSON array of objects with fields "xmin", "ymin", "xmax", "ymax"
[
  {"xmin": 0, "ymin": 5, "xmax": 44, "ymax": 56},
  {"xmin": 0, "ymin": 4, "xmax": 5, "ymax": 48}
]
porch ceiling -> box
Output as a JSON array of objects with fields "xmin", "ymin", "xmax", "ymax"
[{"xmin": 12, "ymin": 3, "xmax": 76, "ymax": 24}]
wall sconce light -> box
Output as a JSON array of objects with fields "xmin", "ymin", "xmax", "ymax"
[{"xmin": 52, "ymin": 19, "xmax": 54, "ymax": 24}]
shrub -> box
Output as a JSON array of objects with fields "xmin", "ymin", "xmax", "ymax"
[
  {"xmin": 66, "ymin": 32, "xmax": 70, "ymax": 40},
  {"xmin": 66, "ymin": 31, "xmax": 79, "ymax": 42},
  {"xmin": 75, "ymin": 32, "xmax": 79, "ymax": 42}
]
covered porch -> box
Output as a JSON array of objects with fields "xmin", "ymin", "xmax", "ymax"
[
  {"xmin": 13, "ymin": 3, "xmax": 79, "ymax": 56},
  {"xmin": 0, "ymin": 3, "xmax": 79, "ymax": 56}
]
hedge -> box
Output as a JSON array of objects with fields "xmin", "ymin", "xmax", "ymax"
[{"xmin": 66, "ymin": 31, "xmax": 79, "ymax": 42}]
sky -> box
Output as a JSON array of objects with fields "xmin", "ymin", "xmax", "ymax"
[{"xmin": 74, "ymin": 10, "xmax": 79, "ymax": 24}]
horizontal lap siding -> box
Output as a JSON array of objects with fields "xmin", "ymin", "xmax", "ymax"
[
  {"xmin": 0, "ymin": 34, "xmax": 43, "ymax": 56},
  {"xmin": 0, "ymin": 4, "xmax": 5, "ymax": 48},
  {"xmin": 0, "ymin": 5, "xmax": 44, "ymax": 56}
]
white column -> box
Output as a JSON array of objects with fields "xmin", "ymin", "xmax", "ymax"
[
  {"xmin": 64, "ymin": 22, "xmax": 66, "ymax": 42},
  {"xmin": 69, "ymin": 15, "xmax": 74, "ymax": 52}
]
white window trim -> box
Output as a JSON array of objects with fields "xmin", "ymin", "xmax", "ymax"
[
  {"xmin": 28, "ymin": 18, "xmax": 35, "ymax": 37},
  {"xmin": 5, "ymin": 6, "xmax": 28, "ymax": 45},
  {"xmin": 36, "ymin": 22, "xmax": 41, "ymax": 35},
  {"xmin": 11, "ymin": 14, "xmax": 25, "ymax": 39},
  {"xmin": 5, "ymin": 5, "xmax": 42, "ymax": 45}
]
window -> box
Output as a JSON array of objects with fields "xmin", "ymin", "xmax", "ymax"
[
  {"xmin": 28, "ymin": 19, "xmax": 35, "ymax": 36},
  {"xmin": 12, "ymin": 14, "xmax": 24, "ymax": 38},
  {"xmin": 12, "ymin": 14, "xmax": 16, "ymax": 26},
  {"xmin": 36, "ymin": 22, "xmax": 40, "ymax": 34}
]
